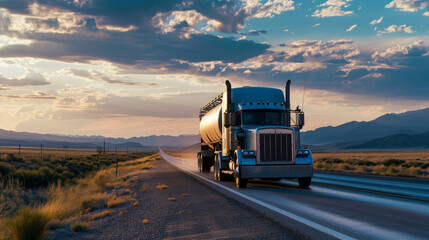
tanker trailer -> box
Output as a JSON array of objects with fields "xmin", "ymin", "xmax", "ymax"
[{"xmin": 197, "ymin": 80, "xmax": 313, "ymax": 188}]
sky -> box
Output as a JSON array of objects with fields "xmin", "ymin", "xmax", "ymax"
[{"xmin": 0, "ymin": 0, "xmax": 428, "ymax": 138}]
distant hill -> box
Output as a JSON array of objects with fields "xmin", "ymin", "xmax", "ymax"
[
  {"xmin": 343, "ymin": 131, "xmax": 429, "ymax": 149},
  {"xmin": 0, "ymin": 128, "xmax": 199, "ymax": 148},
  {"xmin": 302, "ymin": 108, "xmax": 429, "ymax": 146}
]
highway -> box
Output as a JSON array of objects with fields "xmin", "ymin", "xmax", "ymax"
[{"xmin": 160, "ymin": 150, "xmax": 429, "ymax": 240}]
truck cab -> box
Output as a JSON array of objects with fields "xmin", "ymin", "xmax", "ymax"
[{"xmin": 198, "ymin": 81, "xmax": 313, "ymax": 188}]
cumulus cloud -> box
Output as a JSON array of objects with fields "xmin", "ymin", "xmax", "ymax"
[
  {"xmin": 372, "ymin": 40, "xmax": 428, "ymax": 59},
  {"xmin": 346, "ymin": 24, "xmax": 357, "ymax": 32},
  {"xmin": 385, "ymin": 0, "xmax": 428, "ymax": 12},
  {"xmin": 370, "ymin": 17, "xmax": 383, "ymax": 25},
  {"xmin": 0, "ymin": 71, "xmax": 50, "ymax": 87},
  {"xmin": 378, "ymin": 24, "xmax": 414, "ymax": 35},
  {"xmin": 423, "ymin": 11, "xmax": 429, "ymax": 15},
  {"xmin": 242, "ymin": 0, "xmax": 295, "ymax": 19},
  {"xmin": 312, "ymin": 0, "xmax": 353, "ymax": 17}
]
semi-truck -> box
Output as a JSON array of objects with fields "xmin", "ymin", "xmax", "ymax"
[{"xmin": 197, "ymin": 80, "xmax": 313, "ymax": 188}]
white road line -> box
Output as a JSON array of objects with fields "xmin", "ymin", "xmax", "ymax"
[{"xmin": 160, "ymin": 150, "xmax": 356, "ymax": 240}]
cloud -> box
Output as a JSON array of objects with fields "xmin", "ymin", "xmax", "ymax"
[
  {"xmin": 47, "ymin": 91, "xmax": 221, "ymax": 120},
  {"xmin": 385, "ymin": 0, "xmax": 428, "ymax": 12},
  {"xmin": 242, "ymin": 0, "xmax": 295, "ymax": 19},
  {"xmin": 312, "ymin": 0, "xmax": 353, "ymax": 17},
  {"xmin": 370, "ymin": 17, "xmax": 383, "ymax": 25},
  {"xmin": 346, "ymin": 24, "xmax": 357, "ymax": 32},
  {"xmin": 1, "ymin": 92, "xmax": 56, "ymax": 100},
  {"xmin": 65, "ymin": 69, "xmax": 159, "ymax": 86},
  {"xmin": 313, "ymin": 23, "xmax": 321, "ymax": 27},
  {"xmin": 0, "ymin": 71, "xmax": 50, "ymax": 87},
  {"xmin": 244, "ymin": 29, "xmax": 268, "ymax": 36},
  {"xmin": 423, "ymin": 11, "xmax": 429, "ymax": 15},
  {"xmin": 378, "ymin": 24, "xmax": 414, "ymax": 35},
  {"xmin": 372, "ymin": 40, "xmax": 428, "ymax": 59}
]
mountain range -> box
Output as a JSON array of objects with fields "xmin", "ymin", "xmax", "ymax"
[
  {"xmin": 301, "ymin": 108, "xmax": 429, "ymax": 149},
  {"xmin": 0, "ymin": 128, "xmax": 199, "ymax": 150},
  {"xmin": 1, "ymin": 107, "xmax": 428, "ymax": 150}
]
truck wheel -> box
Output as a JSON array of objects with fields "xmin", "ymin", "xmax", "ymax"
[
  {"xmin": 197, "ymin": 153, "xmax": 202, "ymax": 173},
  {"xmin": 201, "ymin": 157, "xmax": 211, "ymax": 173},
  {"xmin": 214, "ymin": 155, "xmax": 227, "ymax": 181},
  {"xmin": 214, "ymin": 155, "xmax": 219, "ymax": 180},
  {"xmin": 298, "ymin": 177, "xmax": 311, "ymax": 188},
  {"xmin": 235, "ymin": 171, "xmax": 248, "ymax": 188}
]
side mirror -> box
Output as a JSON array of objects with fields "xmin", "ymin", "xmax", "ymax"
[{"xmin": 298, "ymin": 112, "xmax": 305, "ymax": 129}]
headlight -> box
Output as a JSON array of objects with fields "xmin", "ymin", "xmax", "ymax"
[
  {"xmin": 297, "ymin": 150, "xmax": 310, "ymax": 156},
  {"xmin": 242, "ymin": 150, "xmax": 256, "ymax": 157}
]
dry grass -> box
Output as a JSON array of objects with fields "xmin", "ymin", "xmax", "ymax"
[
  {"xmin": 168, "ymin": 197, "xmax": 177, "ymax": 201},
  {"xmin": 156, "ymin": 184, "xmax": 168, "ymax": 190},
  {"xmin": 142, "ymin": 219, "xmax": 149, "ymax": 225},
  {"xmin": 107, "ymin": 195, "xmax": 134, "ymax": 208},
  {"xmin": 181, "ymin": 193, "xmax": 190, "ymax": 197},
  {"xmin": 313, "ymin": 151, "xmax": 429, "ymax": 178},
  {"xmin": 90, "ymin": 210, "xmax": 112, "ymax": 220},
  {"xmin": 7, "ymin": 207, "xmax": 48, "ymax": 240},
  {"xmin": 70, "ymin": 221, "xmax": 90, "ymax": 232},
  {"xmin": 132, "ymin": 201, "xmax": 139, "ymax": 207},
  {"xmin": 0, "ymin": 152, "xmax": 159, "ymax": 239}
]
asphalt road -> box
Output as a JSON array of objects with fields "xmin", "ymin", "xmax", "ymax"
[
  {"xmin": 161, "ymin": 150, "xmax": 429, "ymax": 240},
  {"xmin": 48, "ymin": 154, "xmax": 306, "ymax": 239}
]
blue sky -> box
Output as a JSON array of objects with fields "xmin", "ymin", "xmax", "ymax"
[{"xmin": 0, "ymin": 0, "xmax": 428, "ymax": 137}]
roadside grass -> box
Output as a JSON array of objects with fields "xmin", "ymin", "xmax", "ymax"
[
  {"xmin": 313, "ymin": 151, "xmax": 429, "ymax": 178},
  {"xmin": 90, "ymin": 210, "xmax": 112, "ymax": 220},
  {"xmin": 0, "ymin": 152, "xmax": 159, "ymax": 239},
  {"xmin": 7, "ymin": 207, "xmax": 49, "ymax": 240},
  {"xmin": 70, "ymin": 221, "xmax": 90, "ymax": 232}
]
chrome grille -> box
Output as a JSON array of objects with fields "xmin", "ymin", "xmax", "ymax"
[{"xmin": 259, "ymin": 132, "xmax": 292, "ymax": 163}]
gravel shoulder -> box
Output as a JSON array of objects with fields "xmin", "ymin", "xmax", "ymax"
[{"xmin": 48, "ymin": 158, "xmax": 308, "ymax": 239}]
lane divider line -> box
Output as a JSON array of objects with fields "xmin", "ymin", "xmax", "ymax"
[
  {"xmin": 312, "ymin": 182, "xmax": 429, "ymax": 202},
  {"xmin": 160, "ymin": 150, "xmax": 356, "ymax": 240}
]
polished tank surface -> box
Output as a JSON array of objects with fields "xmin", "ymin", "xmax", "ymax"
[{"xmin": 200, "ymin": 104, "xmax": 222, "ymax": 144}]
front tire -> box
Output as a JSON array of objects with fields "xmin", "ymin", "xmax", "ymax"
[
  {"xmin": 235, "ymin": 170, "xmax": 247, "ymax": 188},
  {"xmin": 298, "ymin": 177, "xmax": 311, "ymax": 188}
]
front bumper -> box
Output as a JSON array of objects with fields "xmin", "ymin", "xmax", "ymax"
[{"xmin": 240, "ymin": 164, "xmax": 313, "ymax": 179}]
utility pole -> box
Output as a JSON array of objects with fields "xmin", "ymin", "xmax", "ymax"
[
  {"xmin": 18, "ymin": 144, "xmax": 21, "ymax": 157},
  {"xmin": 40, "ymin": 144, "xmax": 43, "ymax": 159},
  {"xmin": 103, "ymin": 141, "xmax": 106, "ymax": 155},
  {"xmin": 115, "ymin": 145, "xmax": 118, "ymax": 179}
]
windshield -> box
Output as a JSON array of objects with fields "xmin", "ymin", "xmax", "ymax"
[{"xmin": 242, "ymin": 110, "xmax": 284, "ymax": 125}]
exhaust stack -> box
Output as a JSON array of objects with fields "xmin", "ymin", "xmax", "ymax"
[
  {"xmin": 285, "ymin": 80, "xmax": 291, "ymax": 127},
  {"xmin": 226, "ymin": 80, "xmax": 231, "ymax": 113}
]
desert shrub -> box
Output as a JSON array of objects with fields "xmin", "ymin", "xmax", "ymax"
[
  {"xmin": 7, "ymin": 208, "xmax": 48, "ymax": 240},
  {"xmin": 5, "ymin": 154, "xmax": 23, "ymax": 163},
  {"xmin": 70, "ymin": 221, "xmax": 89, "ymax": 232},
  {"xmin": 382, "ymin": 159, "xmax": 405, "ymax": 166},
  {"xmin": 0, "ymin": 162, "xmax": 14, "ymax": 177}
]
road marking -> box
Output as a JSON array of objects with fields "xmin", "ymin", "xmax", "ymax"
[
  {"xmin": 160, "ymin": 150, "xmax": 356, "ymax": 240},
  {"xmin": 312, "ymin": 182, "xmax": 429, "ymax": 202}
]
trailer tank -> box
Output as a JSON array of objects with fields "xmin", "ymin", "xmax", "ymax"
[{"xmin": 199, "ymin": 104, "xmax": 222, "ymax": 144}]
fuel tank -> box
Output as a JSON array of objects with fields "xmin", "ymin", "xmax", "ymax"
[{"xmin": 199, "ymin": 104, "xmax": 222, "ymax": 144}]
